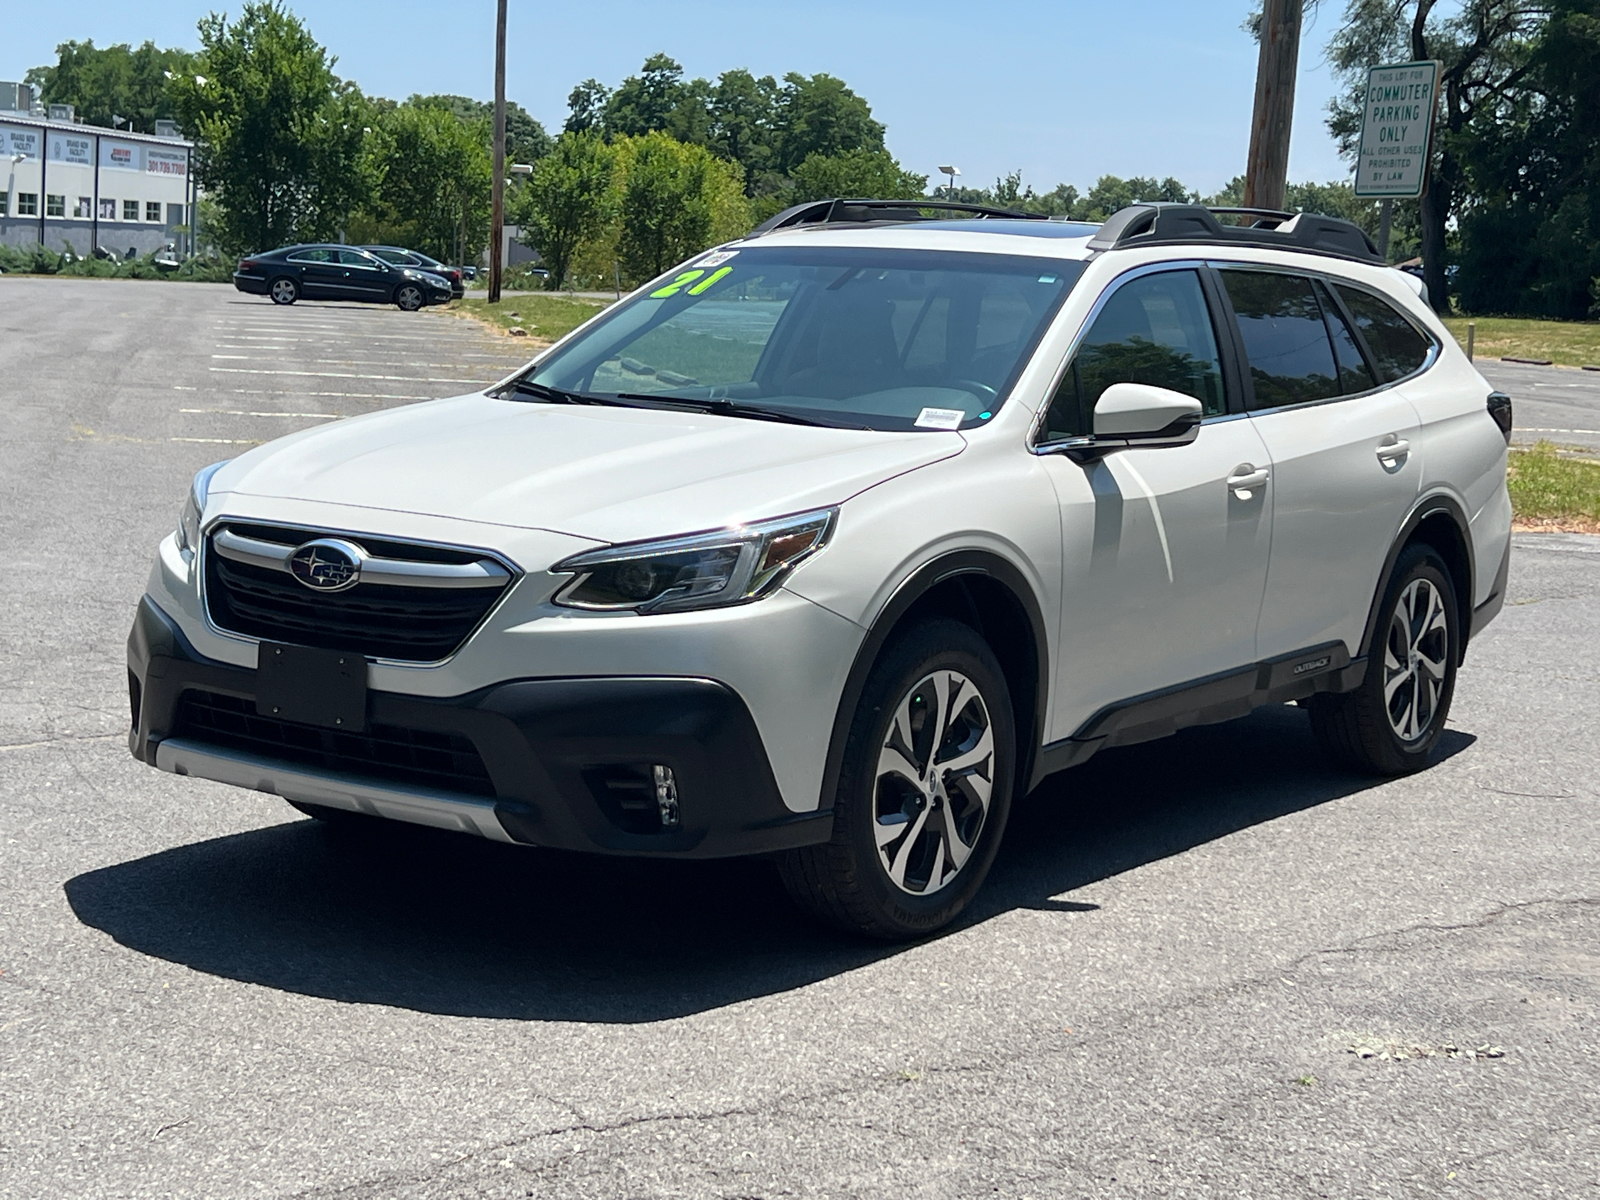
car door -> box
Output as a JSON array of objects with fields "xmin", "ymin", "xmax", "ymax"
[
  {"xmin": 337, "ymin": 249, "xmax": 390, "ymax": 301},
  {"xmin": 288, "ymin": 248, "xmax": 341, "ymax": 297},
  {"xmin": 1034, "ymin": 266, "xmax": 1275, "ymax": 739},
  {"xmin": 1215, "ymin": 266, "xmax": 1423, "ymax": 661}
]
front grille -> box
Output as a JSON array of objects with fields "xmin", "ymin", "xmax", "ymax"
[
  {"xmin": 203, "ymin": 522, "xmax": 511, "ymax": 662},
  {"xmin": 174, "ymin": 689, "xmax": 495, "ymax": 797}
]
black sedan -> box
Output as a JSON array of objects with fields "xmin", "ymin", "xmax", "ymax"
[
  {"xmin": 361, "ymin": 245, "xmax": 465, "ymax": 299},
  {"xmin": 233, "ymin": 245, "xmax": 454, "ymax": 311}
]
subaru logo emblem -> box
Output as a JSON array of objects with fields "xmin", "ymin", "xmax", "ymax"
[{"xmin": 287, "ymin": 538, "xmax": 364, "ymax": 592}]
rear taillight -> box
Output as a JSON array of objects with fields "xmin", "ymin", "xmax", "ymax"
[
  {"xmin": 238, "ymin": 259, "xmax": 257, "ymax": 271},
  {"xmin": 1487, "ymin": 391, "xmax": 1513, "ymax": 443}
]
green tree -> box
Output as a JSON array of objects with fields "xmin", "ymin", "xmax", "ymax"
[
  {"xmin": 1075, "ymin": 175, "xmax": 1195, "ymax": 221},
  {"xmin": 788, "ymin": 147, "xmax": 926, "ymax": 202},
  {"xmin": 771, "ymin": 72, "xmax": 885, "ymax": 174},
  {"xmin": 514, "ymin": 131, "xmax": 615, "ymax": 290},
  {"xmin": 409, "ymin": 93, "xmax": 552, "ymax": 165},
  {"xmin": 168, "ymin": 2, "xmax": 369, "ymax": 254},
  {"xmin": 709, "ymin": 68, "xmax": 780, "ymax": 190},
  {"xmin": 1326, "ymin": 0, "xmax": 1551, "ymax": 309},
  {"xmin": 360, "ymin": 100, "xmax": 491, "ymax": 263},
  {"xmin": 1452, "ymin": 0, "xmax": 1600, "ymax": 317},
  {"xmin": 564, "ymin": 79, "xmax": 610, "ymax": 134},
  {"xmin": 26, "ymin": 39, "xmax": 195, "ymax": 133},
  {"xmin": 615, "ymin": 132, "xmax": 748, "ymax": 282},
  {"xmin": 603, "ymin": 54, "xmax": 711, "ymax": 144}
]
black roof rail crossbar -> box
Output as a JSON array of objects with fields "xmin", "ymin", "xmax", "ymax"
[
  {"xmin": 752, "ymin": 197, "xmax": 1049, "ymax": 236},
  {"xmin": 1087, "ymin": 203, "xmax": 1383, "ymax": 264}
]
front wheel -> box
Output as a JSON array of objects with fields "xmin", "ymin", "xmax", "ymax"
[
  {"xmin": 778, "ymin": 618, "xmax": 1015, "ymax": 940},
  {"xmin": 395, "ymin": 283, "xmax": 424, "ymax": 311},
  {"xmin": 1307, "ymin": 544, "xmax": 1459, "ymax": 775},
  {"xmin": 268, "ymin": 276, "xmax": 298, "ymax": 305}
]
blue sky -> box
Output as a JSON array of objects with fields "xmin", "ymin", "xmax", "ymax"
[{"xmin": 8, "ymin": 0, "xmax": 1355, "ymax": 196}]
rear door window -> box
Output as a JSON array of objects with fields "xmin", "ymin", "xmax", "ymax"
[
  {"xmin": 1332, "ymin": 284, "xmax": 1433, "ymax": 382},
  {"xmin": 286, "ymin": 248, "xmax": 333, "ymax": 264},
  {"xmin": 1221, "ymin": 271, "xmax": 1340, "ymax": 409},
  {"xmin": 1042, "ymin": 269, "xmax": 1225, "ymax": 440}
]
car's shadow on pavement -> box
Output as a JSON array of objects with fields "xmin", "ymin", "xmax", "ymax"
[{"xmin": 65, "ymin": 705, "xmax": 1474, "ymax": 1023}]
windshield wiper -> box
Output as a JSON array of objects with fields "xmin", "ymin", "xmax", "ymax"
[
  {"xmin": 610, "ymin": 393, "xmax": 864, "ymax": 429},
  {"xmin": 505, "ymin": 378, "xmax": 613, "ymax": 406}
]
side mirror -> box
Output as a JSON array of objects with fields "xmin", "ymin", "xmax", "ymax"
[
  {"xmin": 1093, "ymin": 382, "xmax": 1203, "ymax": 439},
  {"xmin": 1042, "ymin": 382, "xmax": 1203, "ymax": 462}
]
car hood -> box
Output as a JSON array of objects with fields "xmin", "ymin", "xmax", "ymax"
[{"xmin": 212, "ymin": 393, "xmax": 965, "ymax": 545}]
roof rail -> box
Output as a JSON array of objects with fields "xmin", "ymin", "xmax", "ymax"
[
  {"xmin": 1087, "ymin": 203, "xmax": 1383, "ymax": 264},
  {"xmin": 751, "ymin": 197, "xmax": 1049, "ymax": 236}
]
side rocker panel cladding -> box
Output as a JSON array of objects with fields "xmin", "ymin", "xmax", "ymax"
[{"xmin": 815, "ymin": 551, "xmax": 1051, "ymax": 815}]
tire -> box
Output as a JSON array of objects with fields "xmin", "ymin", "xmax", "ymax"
[
  {"xmin": 268, "ymin": 276, "xmax": 298, "ymax": 305},
  {"xmin": 778, "ymin": 618, "xmax": 1015, "ymax": 940},
  {"xmin": 1307, "ymin": 543, "xmax": 1459, "ymax": 775},
  {"xmin": 395, "ymin": 284, "xmax": 424, "ymax": 312}
]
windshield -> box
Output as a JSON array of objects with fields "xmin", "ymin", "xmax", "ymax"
[{"xmin": 511, "ymin": 246, "xmax": 1085, "ymax": 431}]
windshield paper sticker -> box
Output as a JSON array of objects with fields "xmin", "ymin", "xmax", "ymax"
[
  {"xmin": 915, "ymin": 407, "xmax": 966, "ymax": 430},
  {"xmin": 697, "ymin": 249, "xmax": 738, "ymax": 268}
]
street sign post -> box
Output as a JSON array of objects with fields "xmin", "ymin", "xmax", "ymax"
[{"xmin": 1354, "ymin": 60, "xmax": 1441, "ymax": 199}]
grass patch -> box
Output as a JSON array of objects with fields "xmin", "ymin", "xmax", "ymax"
[
  {"xmin": 1508, "ymin": 440, "xmax": 1600, "ymax": 533},
  {"xmin": 449, "ymin": 295, "xmax": 612, "ymax": 344},
  {"xmin": 1442, "ymin": 316, "xmax": 1600, "ymax": 368}
]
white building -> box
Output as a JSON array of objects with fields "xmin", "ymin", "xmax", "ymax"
[{"xmin": 2, "ymin": 89, "xmax": 196, "ymax": 258}]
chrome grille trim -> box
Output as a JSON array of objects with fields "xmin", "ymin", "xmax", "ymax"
[{"xmin": 212, "ymin": 527, "xmax": 512, "ymax": 589}]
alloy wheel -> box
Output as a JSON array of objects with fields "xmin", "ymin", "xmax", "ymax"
[
  {"xmin": 1383, "ymin": 577, "xmax": 1449, "ymax": 741},
  {"xmin": 269, "ymin": 278, "xmax": 296, "ymax": 304},
  {"xmin": 874, "ymin": 669, "xmax": 995, "ymax": 895},
  {"xmin": 397, "ymin": 285, "xmax": 423, "ymax": 311}
]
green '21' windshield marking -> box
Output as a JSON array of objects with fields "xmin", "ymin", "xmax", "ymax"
[{"xmin": 649, "ymin": 265, "xmax": 734, "ymax": 299}]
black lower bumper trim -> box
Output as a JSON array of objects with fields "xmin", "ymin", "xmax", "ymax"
[{"xmin": 128, "ymin": 596, "xmax": 829, "ymax": 858}]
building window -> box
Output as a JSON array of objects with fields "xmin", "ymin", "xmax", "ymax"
[
  {"xmin": 122, "ymin": 199, "xmax": 138, "ymax": 221},
  {"xmin": 0, "ymin": 191, "xmax": 8, "ymax": 216},
  {"xmin": 99, "ymin": 198, "xmax": 116, "ymax": 221},
  {"xmin": 167, "ymin": 203, "xmax": 185, "ymax": 226},
  {"xmin": 146, "ymin": 201, "xmax": 161, "ymax": 222},
  {"xmin": 18, "ymin": 193, "xmax": 37, "ymax": 216},
  {"xmin": 46, "ymin": 194, "xmax": 66, "ymax": 217},
  {"xmin": 76, "ymin": 196, "xmax": 92, "ymax": 218}
]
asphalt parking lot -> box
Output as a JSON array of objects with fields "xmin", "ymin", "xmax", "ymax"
[{"xmin": 2, "ymin": 277, "xmax": 1598, "ymax": 1199}]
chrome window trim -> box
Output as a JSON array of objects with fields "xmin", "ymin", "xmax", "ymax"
[
  {"xmin": 1205, "ymin": 259, "xmax": 1443, "ymax": 406},
  {"xmin": 197, "ymin": 517, "xmax": 524, "ymax": 669},
  {"xmin": 1027, "ymin": 258, "xmax": 1215, "ymax": 454}
]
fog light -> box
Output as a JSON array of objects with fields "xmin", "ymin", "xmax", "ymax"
[{"xmin": 653, "ymin": 765, "xmax": 680, "ymax": 829}]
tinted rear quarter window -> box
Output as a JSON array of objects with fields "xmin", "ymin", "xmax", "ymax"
[
  {"xmin": 1221, "ymin": 270, "xmax": 1340, "ymax": 409},
  {"xmin": 1333, "ymin": 285, "xmax": 1433, "ymax": 382},
  {"xmin": 1316, "ymin": 280, "xmax": 1376, "ymax": 393}
]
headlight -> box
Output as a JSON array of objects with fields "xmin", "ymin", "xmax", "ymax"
[
  {"xmin": 175, "ymin": 460, "xmax": 229, "ymax": 554},
  {"xmin": 552, "ymin": 508, "xmax": 836, "ymax": 614}
]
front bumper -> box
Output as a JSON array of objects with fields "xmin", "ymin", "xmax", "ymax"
[{"xmin": 128, "ymin": 596, "xmax": 833, "ymax": 857}]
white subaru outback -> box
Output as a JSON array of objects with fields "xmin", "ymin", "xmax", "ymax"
[{"xmin": 129, "ymin": 200, "xmax": 1513, "ymax": 939}]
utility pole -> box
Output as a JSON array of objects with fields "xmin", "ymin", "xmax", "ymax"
[
  {"xmin": 1243, "ymin": 0, "xmax": 1303, "ymax": 212},
  {"xmin": 488, "ymin": 0, "xmax": 507, "ymax": 304}
]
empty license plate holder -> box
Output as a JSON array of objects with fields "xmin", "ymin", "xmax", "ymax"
[{"xmin": 255, "ymin": 642, "xmax": 367, "ymax": 731}]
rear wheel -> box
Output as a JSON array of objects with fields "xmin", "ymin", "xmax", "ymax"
[
  {"xmin": 1307, "ymin": 544, "xmax": 1459, "ymax": 775},
  {"xmin": 268, "ymin": 276, "xmax": 298, "ymax": 305},
  {"xmin": 395, "ymin": 283, "xmax": 424, "ymax": 311},
  {"xmin": 779, "ymin": 618, "xmax": 1014, "ymax": 940}
]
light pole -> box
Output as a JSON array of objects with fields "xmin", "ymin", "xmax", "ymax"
[
  {"xmin": 938, "ymin": 164, "xmax": 961, "ymax": 198},
  {"xmin": 488, "ymin": 0, "xmax": 508, "ymax": 304}
]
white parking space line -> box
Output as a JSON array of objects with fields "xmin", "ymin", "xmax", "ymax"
[
  {"xmin": 208, "ymin": 367, "xmax": 490, "ymax": 384},
  {"xmin": 170, "ymin": 437, "xmax": 263, "ymax": 444},
  {"xmin": 1518, "ymin": 427, "xmax": 1600, "ymax": 435},
  {"xmin": 180, "ymin": 408, "xmax": 344, "ymax": 419}
]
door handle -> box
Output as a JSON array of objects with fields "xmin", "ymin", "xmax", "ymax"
[
  {"xmin": 1376, "ymin": 436, "xmax": 1411, "ymax": 464},
  {"xmin": 1226, "ymin": 464, "xmax": 1269, "ymax": 498}
]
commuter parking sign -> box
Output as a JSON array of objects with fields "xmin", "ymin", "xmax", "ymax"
[{"xmin": 1354, "ymin": 61, "xmax": 1441, "ymax": 198}]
